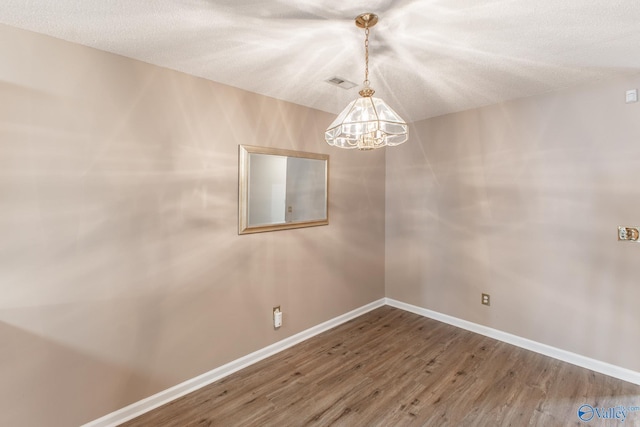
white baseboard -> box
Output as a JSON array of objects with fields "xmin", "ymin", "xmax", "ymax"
[
  {"xmin": 385, "ymin": 298, "xmax": 640, "ymax": 386},
  {"xmin": 85, "ymin": 297, "xmax": 640, "ymax": 426},
  {"xmin": 83, "ymin": 299, "xmax": 386, "ymax": 427}
]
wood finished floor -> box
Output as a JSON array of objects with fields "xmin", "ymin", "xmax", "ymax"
[{"xmin": 122, "ymin": 306, "xmax": 640, "ymax": 426}]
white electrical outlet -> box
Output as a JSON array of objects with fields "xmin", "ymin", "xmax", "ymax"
[
  {"xmin": 618, "ymin": 226, "xmax": 639, "ymax": 241},
  {"xmin": 619, "ymin": 227, "xmax": 628, "ymax": 240},
  {"xmin": 626, "ymin": 89, "xmax": 638, "ymax": 104},
  {"xmin": 273, "ymin": 306, "xmax": 282, "ymax": 328}
]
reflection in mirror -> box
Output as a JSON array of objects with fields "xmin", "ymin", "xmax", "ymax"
[{"xmin": 239, "ymin": 145, "xmax": 329, "ymax": 234}]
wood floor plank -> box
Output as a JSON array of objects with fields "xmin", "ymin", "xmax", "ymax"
[{"xmin": 121, "ymin": 306, "xmax": 640, "ymax": 426}]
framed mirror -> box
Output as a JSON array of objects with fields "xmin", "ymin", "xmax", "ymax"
[{"xmin": 239, "ymin": 145, "xmax": 329, "ymax": 234}]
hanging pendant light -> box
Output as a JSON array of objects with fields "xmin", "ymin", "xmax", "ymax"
[{"xmin": 325, "ymin": 13, "xmax": 408, "ymax": 151}]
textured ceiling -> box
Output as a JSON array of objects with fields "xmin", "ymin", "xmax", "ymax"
[{"xmin": 1, "ymin": 0, "xmax": 640, "ymax": 122}]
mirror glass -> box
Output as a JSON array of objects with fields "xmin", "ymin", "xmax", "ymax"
[{"xmin": 239, "ymin": 145, "xmax": 329, "ymax": 234}]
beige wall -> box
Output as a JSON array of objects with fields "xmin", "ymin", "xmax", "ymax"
[
  {"xmin": 0, "ymin": 24, "xmax": 386, "ymax": 427},
  {"xmin": 386, "ymin": 73, "xmax": 640, "ymax": 372}
]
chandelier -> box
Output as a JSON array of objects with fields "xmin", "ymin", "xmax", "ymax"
[{"xmin": 325, "ymin": 13, "xmax": 408, "ymax": 150}]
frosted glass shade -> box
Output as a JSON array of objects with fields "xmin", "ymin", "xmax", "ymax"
[{"xmin": 325, "ymin": 96, "xmax": 408, "ymax": 150}]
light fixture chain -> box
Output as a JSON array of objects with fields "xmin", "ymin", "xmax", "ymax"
[
  {"xmin": 325, "ymin": 12, "xmax": 408, "ymax": 150},
  {"xmin": 364, "ymin": 26, "xmax": 370, "ymax": 87}
]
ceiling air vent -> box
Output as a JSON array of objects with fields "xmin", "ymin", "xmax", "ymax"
[{"xmin": 325, "ymin": 76, "xmax": 357, "ymax": 90}]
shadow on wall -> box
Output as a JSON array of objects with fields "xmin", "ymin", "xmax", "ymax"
[{"xmin": 0, "ymin": 319, "xmax": 164, "ymax": 427}]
